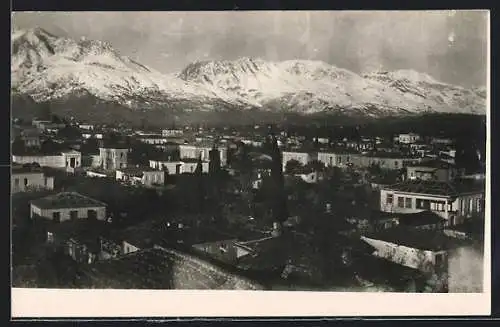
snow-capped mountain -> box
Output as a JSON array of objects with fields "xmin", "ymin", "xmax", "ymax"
[
  {"xmin": 11, "ymin": 27, "xmax": 251, "ymax": 110},
  {"xmin": 179, "ymin": 58, "xmax": 486, "ymax": 116},
  {"xmin": 11, "ymin": 28, "xmax": 486, "ymax": 124}
]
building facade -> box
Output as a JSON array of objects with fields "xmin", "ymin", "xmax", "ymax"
[
  {"xmin": 179, "ymin": 144, "xmax": 228, "ymax": 166},
  {"xmin": 99, "ymin": 147, "xmax": 128, "ymax": 171},
  {"xmin": 116, "ymin": 167, "xmax": 165, "ymax": 187},
  {"xmin": 30, "ymin": 192, "xmax": 107, "ymax": 222},
  {"xmin": 379, "ymin": 181, "xmax": 484, "ymax": 226},
  {"xmin": 12, "ymin": 168, "xmax": 55, "ymax": 193}
]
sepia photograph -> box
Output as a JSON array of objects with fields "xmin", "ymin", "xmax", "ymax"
[{"xmin": 10, "ymin": 10, "xmax": 490, "ymax": 317}]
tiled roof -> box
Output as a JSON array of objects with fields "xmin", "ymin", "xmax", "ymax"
[
  {"xmin": 407, "ymin": 159, "xmax": 455, "ymax": 169},
  {"xmin": 383, "ymin": 180, "xmax": 484, "ymax": 196},
  {"xmin": 30, "ymin": 192, "xmax": 107, "ymax": 210},
  {"xmin": 363, "ymin": 227, "xmax": 469, "ymax": 251}
]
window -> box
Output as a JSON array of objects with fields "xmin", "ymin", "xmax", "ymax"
[
  {"xmin": 435, "ymin": 253, "xmax": 445, "ymax": 266},
  {"xmin": 416, "ymin": 199, "xmax": 431, "ymax": 210},
  {"xmin": 70, "ymin": 210, "xmax": 78, "ymax": 220},
  {"xmin": 120, "ymin": 152, "xmax": 124, "ymax": 159},
  {"xmin": 395, "ymin": 161, "xmax": 399, "ymax": 168},
  {"xmin": 14, "ymin": 178, "xmax": 19, "ymax": 187},
  {"xmin": 397, "ymin": 197, "xmax": 405, "ymax": 208},
  {"xmin": 44, "ymin": 177, "xmax": 47, "ymax": 186},
  {"xmin": 405, "ymin": 197, "xmax": 412, "ymax": 209},
  {"xmin": 24, "ymin": 178, "xmax": 28, "ymax": 186},
  {"xmin": 410, "ymin": 171, "xmax": 415, "ymax": 178},
  {"xmin": 52, "ymin": 211, "xmax": 61, "ymax": 223},
  {"xmin": 386, "ymin": 194, "xmax": 393, "ymax": 205}
]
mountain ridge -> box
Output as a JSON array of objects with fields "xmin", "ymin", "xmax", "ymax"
[{"xmin": 11, "ymin": 27, "xmax": 487, "ymax": 124}]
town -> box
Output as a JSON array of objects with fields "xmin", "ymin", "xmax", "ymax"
[{"xmin": 11, "ymin": 109, "xmax": 486, "ymax": 292}]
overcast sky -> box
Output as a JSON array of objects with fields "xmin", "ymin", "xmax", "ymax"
[{"xmin": 12, "ymin": 11, "xmax": 488, "ymax": 88}]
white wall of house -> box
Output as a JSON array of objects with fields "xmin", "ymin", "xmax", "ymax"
[
  {"xmin": 122, "ymin": 241, "xmax": 140, "ymax": 254},
  {"xmin": 380, "ymin": 189, "xmax": 484, "ymax": 225},
  {"xmin": 398, "ymin": 134, "xmax": 421, "ymax": 144},
  {"xmin": 30, "ymin": 205, "xmax": 106, "ymax": 222},
  {"xmin": 99, "ymin": 148, "xmax": 128, "ymax": 171},
  {"xmin": 150, "ymin": 160, "xmax": 209, "ymax": 174},
  {"xmin": 12, "ymin": 155, "xmax": 65, "ymax": 168},
  {"xmin": 407, "ymin": 166, "xmax": 456, "ymax": 182},
  {"xmin": 361, "ymin": 236, "xmax": 446, "ymax": 273},
  {"xmin": 179, "ymin": 145, "xmax": 227, "ymax": 166},
  {"xmin": 12, "ymin": 172, "xmax": 54, "ymax": 193},
  {"xmin": 317, "ymin": 152, "xmax": 355, "ymax": 167}
]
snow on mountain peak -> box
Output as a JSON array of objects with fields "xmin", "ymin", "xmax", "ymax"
[{"xmin": 11, "ymin": 28, "xmax": 486, "ymax": 119}]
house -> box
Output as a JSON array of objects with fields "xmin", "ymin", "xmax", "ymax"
[
  {"xmin": 179, "ymin": 143, "xmax": 228, "ymax": 166},
  {"xmin": 12, "ymin": 165, "xmax": 55, "ymax": 193},
  {"xmin": 12, "ymin": 150, "xmax": 82, "ymax": 173},
  {"xmin": 116, "ymin": 166, "xmax": 165, "ymax": 187},
  {"xmin": 189, "ymin": 229, "xmax": 240, "ymax": 264},
  {"xmin": 431, "ymin": 137, "xmax": 454, "ymax": 146},
  {"xmin": 30, "ymin": 192, "xmax": 107, "ymax": 222},
  {"xmin": 79, "ymin": 124, "xmax": 95, "ymax": 131},
  {"xmin": 282, "ymin": 150, "xmax": 315, "ymax": 170},
  {"xmin": 98, "ymin": 146, "xmax": 128, "ymax": 171},
  {"xmin": 406, "ymin": 160, "xmax": 463, "ymax": 182},
  {"xmin": 45, "ymin": 219, "xmax": 108, "ymax": 264},
  {"xmin": 161, "ymin": 129, "xmax": 184, "ymax": 137},
  {"xmin": 360, "ymin": 228, "xmax": 450, "ymax": 274},
  {"xmin": 149, "ymin": 159, "xmax": 209, "ymax": 174},
  {"xmin": 32, "ymin": 119, "xmax": 66, "ymax": 131},
  {"xmin": 19, "ymin": 128, "xmax": 42, "ymax": 148},
  {"xmin": 136, "ymin": 134, "xmax": 170, "ymax": 145},
  {"xmin": 355, "ymin": 151, "xmax": 421, "ymax": 170},
  {"xmin": 317, "ymin": 150, "xmax": 359, "ymax": 168},
  {"xmin": 397, "ymin": 133, "xmax": 421, "ymax": 144},
  {"xmin": 380, "ymin": 180, "xmax": 485, "ymax": 226}
]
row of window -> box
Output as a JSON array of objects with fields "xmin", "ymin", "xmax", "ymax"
[
  {"xmin": 386, "ymin": 194, "xmax": 451, "ymax": 212},
  {"xmin": 13, "ymin": 177, "xmax": 50, "ymax": 187},
  {"xmin": 47, "ymin": 210, "xmax": 98, "ymax": 222}
]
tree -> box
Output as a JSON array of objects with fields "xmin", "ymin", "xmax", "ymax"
[
  {"xmin": 285, "ymin": 159, "xmax": 303, "ymax": 174},
  {"xmin": 12, "ymin": 137, "xmax": 26, "ymax": 155},
  {"xmin": 305, "ymin": 160, "xmax": 325, "ymax": 172}
]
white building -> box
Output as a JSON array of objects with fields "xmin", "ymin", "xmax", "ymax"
[
  {"xmin": 317, "ymin": 151, "xmax": 357, "ymax": 168},
  {"xmin": 137, "ymin": 134, "xmax": 170, "ymax": 145},
  {"xmin": 179, "ymin": 144, "xmax": 228, "ymax": 166},
  {"xmin": 30, "ymin": 192, "xmax": 107, "ymax": 222},
  {"xmin": 12, "ymin": 166, "xmax": 55, "ymax": 193},
  {"xmin": 162, "ymin": 129, "xmax": 184, "ymax": 137},
  {"xmin": 149, "ymin": 159, "xmax": 209, "ymax": 174},
  {"xmin": 406, "ymin": 160, "xmax": 463, "ymax": 182},
  {"xmin": 79, "ymin": 124, "xmax": 94, "ymax": 131},
  {"xmin": 380, "ymin": 180, "xmax": 484, "ymax": 226},
  {"xmin": 361, "ymin": 229, "xmax": 448, "ymax": 275},
  {"xmin": 398, "ymin": 133, "xmax": 421, "ymax": 144},
  {"xmin": 282, "ymin": 151, "xmax": 314, "ymax": 170},
  {"xmin": 12, "ymin": 150, "xmax": 82, "ymax": 173},
  {"xmin": 116, "ymin": 166, "xmax": 165, "ymax": 187},
  {"xmin": 99, "ymin": 146, "xmax": 128, "ymax": 171}
]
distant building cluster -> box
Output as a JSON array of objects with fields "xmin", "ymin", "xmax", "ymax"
[{"xmin": 11, "ymin": 117, "xmax": 486, "ymax": 292}]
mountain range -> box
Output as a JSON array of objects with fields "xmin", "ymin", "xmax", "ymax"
[{"xmin": 11, "ymin": 27, "xmax": 487, "ymax": 125}]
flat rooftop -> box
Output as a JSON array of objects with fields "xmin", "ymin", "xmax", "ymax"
[{"xmin": 30, "ymin": 192, "xmax": 107, "ymax": 210}]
